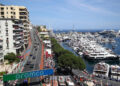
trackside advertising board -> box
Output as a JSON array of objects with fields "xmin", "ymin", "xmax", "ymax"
[{"xmin": 3, "ymin": 69, "xmax": 53, "ymax": 81}]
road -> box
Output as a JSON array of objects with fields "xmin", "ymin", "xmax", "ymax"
[{"xmin": 17, "ymin": 28, "xmax": 42, "ymax": 86}]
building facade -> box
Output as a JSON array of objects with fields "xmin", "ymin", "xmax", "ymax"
[
  {"xmin": 0, "ymin": 19, "xmax": 24, "ymax": 62},
  {"xmin": 0, "ymin": 4, "xmax": 30, "ymax": 48}
]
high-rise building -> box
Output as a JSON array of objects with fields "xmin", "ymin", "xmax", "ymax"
[
  {"xmin": 0, "ymin": 18, "xmax": 24, "ymax": 62},
  {"xmin": 0, "ymin": 5, "xmax": 30, "ymax": 48}
]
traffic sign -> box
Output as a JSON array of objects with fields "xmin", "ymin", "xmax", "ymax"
[{"xmin": 3, "ymin": 69, "xmax": 53, "ymax": 81}]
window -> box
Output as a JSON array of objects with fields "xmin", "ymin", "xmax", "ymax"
[
  {"xmin": 1, "ymin": 7, "xmax": 4, "ymax": 10},
  {"xmin": 11, "ymin": 7, "xmax": 13, "ymax": 10},
  {"xmin": 2, "ymin": 16, "xmax": 4, "ymax": 18},
  {"xmin": 5, "ymin": 22, "xmax": 8, "ymax": 26},
  {"xmin": 1, "ymin": 12, "xmax": 4, "ymax": 15},
  {"xmin": 11, "ymin": 16, "xmax": 13, "ymax": 18},
  {"xmin": 6, "ymin": 38, "xmax": 9, "ymax": 49},
  {"xmin": 6, "ymin": 30, "xmax": 8, "ymax": 33},
  {"xmin": 6, "ymin": 28, "xmax": 8, "ymax": 30},
  {"xmin": 6, "ymin": 33, "xmax": 8, "ymax": 36}
]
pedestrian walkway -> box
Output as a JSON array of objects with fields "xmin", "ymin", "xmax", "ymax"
[
  {"xmin": 23, "ymin": 36, "xmax": 32, "ymax": 60},
  {"xmin": 40, "ymin": 43, "xmax": 44, "ymax": 70}
]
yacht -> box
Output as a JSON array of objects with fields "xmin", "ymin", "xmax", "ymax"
[
  {"xmin": 93, "ymin": 62, "xmax": 110, "ymax": 78},
  {"xmin": 55, "ymin": 32, "xmax": 118, "ymax": 60},
  {"xmin": 110, "ymin": 65, "xmax": 120, "ymax": 81}
]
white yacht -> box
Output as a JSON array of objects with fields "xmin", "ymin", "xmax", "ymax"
[
  {"xmin": 110, "ymin": 65, "xmax": 120, "ymax": 81},
  {"xmin": 93, "ymin": 62, "xmax": 110, "ymax": 78},
  {"xmin": 55, "ymin": 31, "xmax": 118, "ymax": 60}
]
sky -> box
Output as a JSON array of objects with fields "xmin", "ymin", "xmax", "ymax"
[{"xmin": 0, "ymin": 0, "xmax": 120, "ymax": 30}]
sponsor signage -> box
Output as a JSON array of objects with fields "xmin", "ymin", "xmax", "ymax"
[{"xmin": 3, "ymin": 69, "xmax": 53, "ymax": 81}]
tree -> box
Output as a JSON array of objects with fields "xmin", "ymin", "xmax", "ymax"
[
  {"xmin": 58, "ymin": 54, "xmax": 73, "ymax": 69},
  {"xmin": 51, "ymin": 37, "xmax": 86, "ymax": 72},
  {"xmin": 58, "ymin": 53, "xmax": 86, "ymax": 71},
  {"xmin": 73, "ymin": 56, "xmax": 86, "ymax": 70},
  {"xmin": 4, "ymin": 52, "xmax": 20, "ymax": 63}
]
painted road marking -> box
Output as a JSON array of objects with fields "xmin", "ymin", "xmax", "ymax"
[{"xmin": 25, "ymin": 49, "xmax": 31, "ymax": 54}]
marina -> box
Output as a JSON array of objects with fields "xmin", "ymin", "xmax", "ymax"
[
  {"xmin": 56, "ymin": 31, "xmax": 119, "ymax": 60},
  {"xmin": 56, "ymin": 30, "xmax": 120, "ymax": 74}
]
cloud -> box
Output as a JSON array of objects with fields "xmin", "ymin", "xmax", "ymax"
[{"xmin": 66, "ymin": 0, "xmax": 119, "ymax": 16}]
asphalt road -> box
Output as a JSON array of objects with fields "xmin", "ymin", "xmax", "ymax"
[{"xmin": 17, "ymin": 28, "xmax": 42, "ymax": 86}]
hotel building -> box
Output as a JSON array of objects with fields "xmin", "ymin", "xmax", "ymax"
[
  {"xmin": 0, "ymin": 18, "xmax": 24, "ymax": 62},
  {"xmin": 0, "ymin": 4, "xmax": 30, "ymax": 48}
]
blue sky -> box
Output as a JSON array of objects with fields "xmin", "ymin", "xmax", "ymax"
[{"xmin": 0, "ymin": 0, "xmax": 120, "ymax": 30}]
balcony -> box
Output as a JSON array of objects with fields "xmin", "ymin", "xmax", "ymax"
[
  {"xmin": 13, "ymin": 24, "xmax": 24, "ymax": 28},
  {"xmin": 19, "ymin": 16, "xmax": 27, "ymax": 19},
  {"xmin": 24, "ymin": 37, "xmax": 28, "ymax": 41},
  {"xmin": 0, "ymin": 40, "xmax": 3, "ymax": 45},
  {"xmin": 15, "ymin": 41, "xmax": 20, "ymax": 44},
  {"xmin": 23, "ymin": 30, "xmax": 28, "ymax": 33},
  {"xmin": 20, "ymin": 40, "xmax": 24, "ymax": 43},
  {"xmin": 24, "ymin": 32, "xmax": 29, "ymax": 37},
  {"xmin": 21, "ymin": 19, "xmax": 29, "ymax": 22},
  {"xmin": 18, "ymin": 24, "xmax": 24, "ymax": 28},
  {"xmin": 19, "ymin": 12, "xmax": 27, "ymax": 15},
  {"xmin": 24, "ymin": 40, "xmax": 28, "ymax": 44},
  {"xmin": 13, "ymin": 29, "xmax": 23, "ymax": 32},
  {"xmin": 0, "ymin": 55, "xmax": 4, "ymax": 60},
  {"xmin": 19, "ymin": 8, "xmax": 28, "ymax": 12},
  {"xmin": 14, "ymin": 45, "xmax": 21, "ymax": 49},
  {"xmin": 14, "ymin": 42, "xmax": 23, "ymax": 49},
  {"xmin": 13, "ymin": 32, "xmax": 23, "ymax": 36},
  {"xmin": 0, "ymin": 42, "xmax": 3, "ymax": 45},
  {"xmin": 0, "ymin": 45, "xmax": 3, "ymax": 53},
  {"xmin": 23, "ymin": 22, "xmax": 28, "ymax": 25},
  {"xmin": 15, "ymin": 37, "xmax": 23, "ymax": 41},
  {"xmin": 0, "ymin": 45, "xmax": 3, "ymax": 49},
  {"xmin": 0, "ymin": 49, "xmax": 3, "ymax": 53},
  {"xmin": 17, "ymin": 36, "xmax": 23, "ymax": 39},
  {"xmin": 13, "ymin": 36, "xmax": 23, "ymax": 42}
]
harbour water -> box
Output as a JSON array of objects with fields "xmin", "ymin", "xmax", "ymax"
[{"xmin": 60, "ymin": 37, "xmax": 120, "ymax": 74}]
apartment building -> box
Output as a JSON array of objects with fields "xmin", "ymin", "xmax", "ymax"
[
  {"xmin": 0, "ymin": 18, "xmax": 24, "ymax": 62},
  {"xmin": 0, "ymin": 4, "xmax": 30, "ymax": 48}
]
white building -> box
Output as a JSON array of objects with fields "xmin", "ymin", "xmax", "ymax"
[
  {"xmin": 0, "ymin": 18, "xmax": 24, "ymax": 62},
  {"xmin": 0, "ymin": 5, "xmax": 30, "ymax": 48},
  {"xmin": 29, "ymin": 22, "xmax": 33, "ymax": 30}
]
